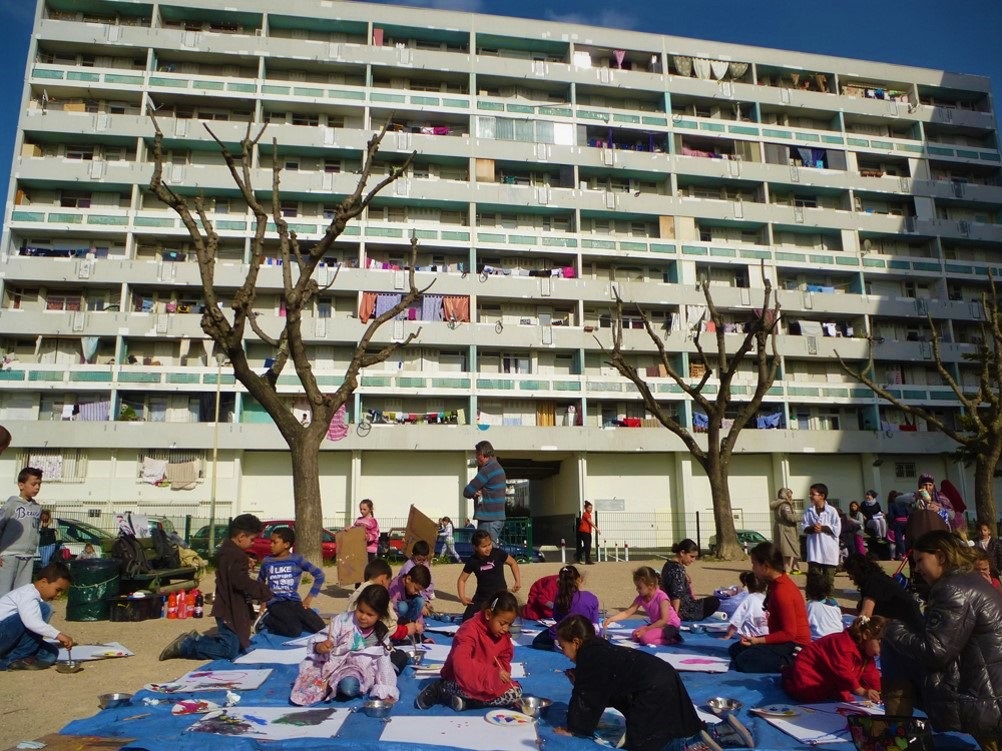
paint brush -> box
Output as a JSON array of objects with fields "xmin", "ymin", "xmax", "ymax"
[{"xmin": 494, "ymin": 656, "xmax": 513, "ymax": 687}]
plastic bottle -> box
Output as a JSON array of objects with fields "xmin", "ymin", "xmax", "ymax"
[
  {"xmin": 186, "ymin": 589, "xmax": 197, "ymax": 617},
  {"xmin": 166, "ymin": 591, "xmax": 178, "ymax": 619},
  {"xmin": 193, "ymin": 591, "xmax": 204, "ymax": 619},
  {"xmin": 177, "ymin": 591, "xmax": 188, "ymax": 620}
]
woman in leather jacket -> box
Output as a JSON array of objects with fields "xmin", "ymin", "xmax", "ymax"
[{"xmin": 883, "ymin": 530, "xmax": 1002, "ymax": 751}]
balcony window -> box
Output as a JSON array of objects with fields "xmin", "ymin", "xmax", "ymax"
[
  {"xmin": 60, "ymin": 191, "xmax": 92, "ymax": 208},
  {"xmin": 65, "ymin": 145, "xmax": 94, "ymax": 161}
]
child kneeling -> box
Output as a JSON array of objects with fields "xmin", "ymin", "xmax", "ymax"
[
  {"xmin": 782, "ymin": 616, "xmax": 885, "ymax": 703},
  {"xmin": 415, "ymin": 591, "xmax": 522, "ymax": 711},
  {"xmin": 290, "ymin": 585, "xmax": 398, "ymax": 705}
]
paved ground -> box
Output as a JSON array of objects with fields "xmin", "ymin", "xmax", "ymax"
[{"xmin": 0, "ymin": 555, "xmax": 882, "ymax": 748}]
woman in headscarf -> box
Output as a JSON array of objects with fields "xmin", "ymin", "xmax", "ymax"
[{"xmin": 770, "ymin": 488, "xmax": 802, "ymax": 574}]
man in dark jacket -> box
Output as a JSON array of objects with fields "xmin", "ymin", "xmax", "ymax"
[{"xmin": 159, "ymin": 514, "xmax": 272, "ymax": 661}]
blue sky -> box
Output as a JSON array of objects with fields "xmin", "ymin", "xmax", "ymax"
[{"xmin": 1, "ymin": 0, "xmax": 1000, "ymax": 212}]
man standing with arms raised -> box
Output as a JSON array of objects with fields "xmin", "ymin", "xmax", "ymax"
[{"xmin": 464, "ymin": 441, "xmax": 506, "ymax": 545}]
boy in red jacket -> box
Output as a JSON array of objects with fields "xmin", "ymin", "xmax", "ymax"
[{"xmin": 782, "ymin": 616, "xmax": 886, "ymax": 703}]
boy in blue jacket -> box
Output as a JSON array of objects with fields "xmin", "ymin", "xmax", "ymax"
[{"xmin": 258, "ymin": 526, "xmax": 326, "ymax": 637}]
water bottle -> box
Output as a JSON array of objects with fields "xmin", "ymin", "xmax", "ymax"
[{"xmin": 193, "ymin": 591, "xmax": 204, "ymax": 619}]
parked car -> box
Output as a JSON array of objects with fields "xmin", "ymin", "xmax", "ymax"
[
  {"xmin": 247, "ymin": 520, "xmax": 337, "ymax": 562},
  {"xmin": 447, "ymin": 526, "xmax": 545, "ymax": 563},
  {"xmin": 188, "ymin": 523, "xmax": 231, "ymax": 560},
  {"xmin": 55, "ymin": 517, "xmax": 114, "ymax": 559},
  {"xmin": 706, "ymin": 529, "xmax": 769, "ymax": 557}
]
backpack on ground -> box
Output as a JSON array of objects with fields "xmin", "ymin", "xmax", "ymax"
[
  {"xmin": 113, "ymin": 533, "xmax": 152, "ymax": 578},
  {"xmin": 150, "ymin": 526, "xmax": 181, "ymax": 569}
]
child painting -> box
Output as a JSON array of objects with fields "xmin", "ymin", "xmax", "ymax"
[
  {"xmin": 290, "ymin": 584, "xmax": 398, "ymax": 705},
  {"xmin": 603, "ymin": 566, "xmax": 681, "ymax": 646},
  {"xmin": 782, "ymin": 616, "xmax": 886, "ymax": 703}
]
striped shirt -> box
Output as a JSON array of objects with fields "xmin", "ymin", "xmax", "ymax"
[{"xmin": 464, "ymin": 458, "xmax": 507, "ymax": 522}]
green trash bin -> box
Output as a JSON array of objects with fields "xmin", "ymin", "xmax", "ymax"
[{"xmin": 67, "ymin": 559, "xmax": 120, "ymax": 622}]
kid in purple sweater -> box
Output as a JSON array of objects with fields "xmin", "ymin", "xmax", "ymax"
[{"xmin": 531, "ymin": 565, "xmax": 600, "ymax": 650}]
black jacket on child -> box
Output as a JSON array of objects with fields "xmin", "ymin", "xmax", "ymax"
[{"xmin": 566, "ymin": 638, "xmax": 703, "ymax": 751}]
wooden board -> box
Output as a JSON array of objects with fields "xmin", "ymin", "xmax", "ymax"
[
  {"xmin": 403, "ymin": 505, "xmax": 439, "ymax": 558},
  {"xmin": 2, "ymin": 736, "xmax": 134, "ymax": 751},
  {"xmin": 336, "ymin": 526, "xmax": 367, "ymax": 585}
]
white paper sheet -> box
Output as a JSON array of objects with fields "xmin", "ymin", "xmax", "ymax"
[
  {"xmin": 162, "ymin": 668, "xmax": 273, "ymax": 692},
  {"xmin": 654, "ymin": 652, "xmax": 731, "ymax": 673},
  {"xmin": 57, "ymin": 642, "xmax": 133, "ymax": 662},
  {"xmin": 424, "ymin": 622, "xmax": 460, "ymax": 634},
  {"xmin": 413, "ymin": 663, "xmax": 526, "ymax": 678},
  {"xmin": 755, "ymin": 705, "xmax": 850, "ymax": 744},
  {"xmin": 380, "ymin": 714, "xmax": 537, "ymax": 751},
  {"xmin": 187, "ymin": 706, "xmax": 349, "ymax": 740},
  {"xmin": 282, "ymin": 634, "xmax": 313, "ymax": 647},
  {"xmin": 234, "ymin": 648, "xmax": 307, "ymax": 665}
]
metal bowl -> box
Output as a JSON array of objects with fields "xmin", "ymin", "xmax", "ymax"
[
  {"xmin": 56, "ymin": 660, "xmax": 82, "ymax": 674},
  {"xmin": 361, "ymin": 699, "xmax": 392, "ymax": 718},
  {"xmin": 518, "ymin": 695, "xmax": 552, "ymax": 718},
  {"xmin": 407, "ymin": 649, "xmax": 425, "ymax": 666},
  {"xmin": 98, "ymin": 693, "xmax": 134, "ymax": 710},
  {"xmin": 707, "ymin": 697, "xmax": 742, "ymax": 717}
]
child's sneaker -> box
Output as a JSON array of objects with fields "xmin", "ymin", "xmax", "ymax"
[
  {"xmin": 414, "ymin": 679, "xmax": 443, "ymax": 710},
  {"xmin": 687, "ymin": 732, "xmax": 724, "ymax": 751},
  {"xmin": 449, "ymin": 694, "xmax": 466, "ymax": 712}
]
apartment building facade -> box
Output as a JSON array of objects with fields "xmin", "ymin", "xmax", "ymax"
[{"xmin": 1, "ymin": 0, "xmax": 1000, "ymax": 543}]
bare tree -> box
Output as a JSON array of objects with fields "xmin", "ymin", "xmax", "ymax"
[
  {"xmin": 600, "ymin": 273, "xmax": 781, "ymax": 560},
  {"xmin": 148, "ymin": 115, "xmax": 430, "ymax": 562},
  {"xmin": 836, "ymin": 278, "xmax": 1002, "ymax": 524}
]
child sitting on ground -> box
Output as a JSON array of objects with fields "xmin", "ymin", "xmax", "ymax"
[
  {"xmin": 349, "ymin": 558, "xmax": 423, "ymax": 674},
  {"xmin": 389, "ymin": 563, "xmax": 431, "ymax": 628},
  {"xmin": 531, "ymin": 565, "xmax": 599, "ymax": 650},
  {"xmin": 415, "ymin": 590, "xmax": 522, "ymax": 711},
  {"xmin": 553, "ymin": 614, "xmax": 755, "ymax": 751},
  {"xmin": 257, "ymin": 526, "xmax": 326, "ymax": 638},
  {"xmin": 522, "ymin": 574, "xmax": 559, "ymax": 621},
  {"xmin": 782, "ymin": 616, "xmax": 886, "ymax": 702},
  {"xmin": 392, "ymin": 540, "xmax": 435, "ymax": 613},
  {"xmin": 0, "ymin": 562, "xmax": 75, "ymax": 670},
  {"xmin": 160, "ymin": 514, "xmax": 272, "ymax": 662},
  {"xmin": 720, "ymin": 571, "xmax": 768, "ymax": 640},
  {"xmin": 290, "ymin": 584, "xmax": 398, "ymax": 705},
  {"xmin": 806, "ymin": 570, "xmax": 843, "ymax": 640},
  {"xmin": 457, "ymin": 530, "xmax": 521, "ymax": 621},
  {"xmin": 603, "ymin": 566, "xmax": 682, "ymax": 646}
]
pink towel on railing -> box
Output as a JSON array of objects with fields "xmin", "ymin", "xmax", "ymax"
[{"xmin": 326, "ymin": 404, "xmax": 349, "ymax": 442}]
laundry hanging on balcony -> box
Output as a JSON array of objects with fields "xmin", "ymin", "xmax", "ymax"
[{"xmin": 326, "ymin": 404, "xmax": 349, "ymax": 442}]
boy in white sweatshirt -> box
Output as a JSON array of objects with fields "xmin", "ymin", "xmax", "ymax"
[{"xmin": 0, "ymin": 561, "xmax": 75, "ymax": 670}]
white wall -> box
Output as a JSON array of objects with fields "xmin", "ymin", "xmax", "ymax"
[
  {"xmin": 585, "ymin": 453, "xmax": 674, "ymax": 512},
  {"xmin": 787, "ymin": 454, "xmax": 865, "ymax": 505},
  {"xmin": 359, "ymin": 451, "xmax": 466, "ymax": 523}
]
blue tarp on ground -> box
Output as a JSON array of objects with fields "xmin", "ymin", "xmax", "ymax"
[{"xmin": 62, "ymin": 618, "xmax": 978, "ymax": 751}]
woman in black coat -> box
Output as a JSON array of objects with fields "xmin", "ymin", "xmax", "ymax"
[
  {"xmin": 884, "ymin": 531, "xmax": 1002, "ymax": 751},
  {"xmin": 553, "ymin": 615, "xmax": 753, "ymax": 751}
]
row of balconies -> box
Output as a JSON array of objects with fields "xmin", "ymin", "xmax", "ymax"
[
  {"xmin": 37, "ymin": 17, "xmax": 995, "ymax": 133},
  {"xmin": 25, "ymin": 71, "xmax": 1002, "ymax": 173},
  {"xmin": 0, "ymin": 414, "xmax": 964, "ymax": 454},
  {"xmin": 0, "ymin": 362, "xmax": 973, "ymax": 409},
  {"xmin": 10, "ymin": 158, "xmax": 1002, "ymax": 248},
  {"xmin": 0, "ymin": 249, "xmax": 995, "ymax": 321},
  {"xmin": 0, "ymin": 305, "xmax": 980, "ymax": 364}
]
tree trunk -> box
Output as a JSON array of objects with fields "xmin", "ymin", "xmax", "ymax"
[
  {"xmin": 973, "ymin": 441, "xmax": 1001, "ymax": 525},
  {"xmin": 289, "ymin": 437, "xmax": 325, "ymax": 565},
  {"xmin": 703, "ymin": 451, "xmax": 742, "ymax": 559}
]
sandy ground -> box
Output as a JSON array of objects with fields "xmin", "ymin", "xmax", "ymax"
[{"xmin": 0, "ymin": 555, "xmax": 878, "ymax": 748}]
